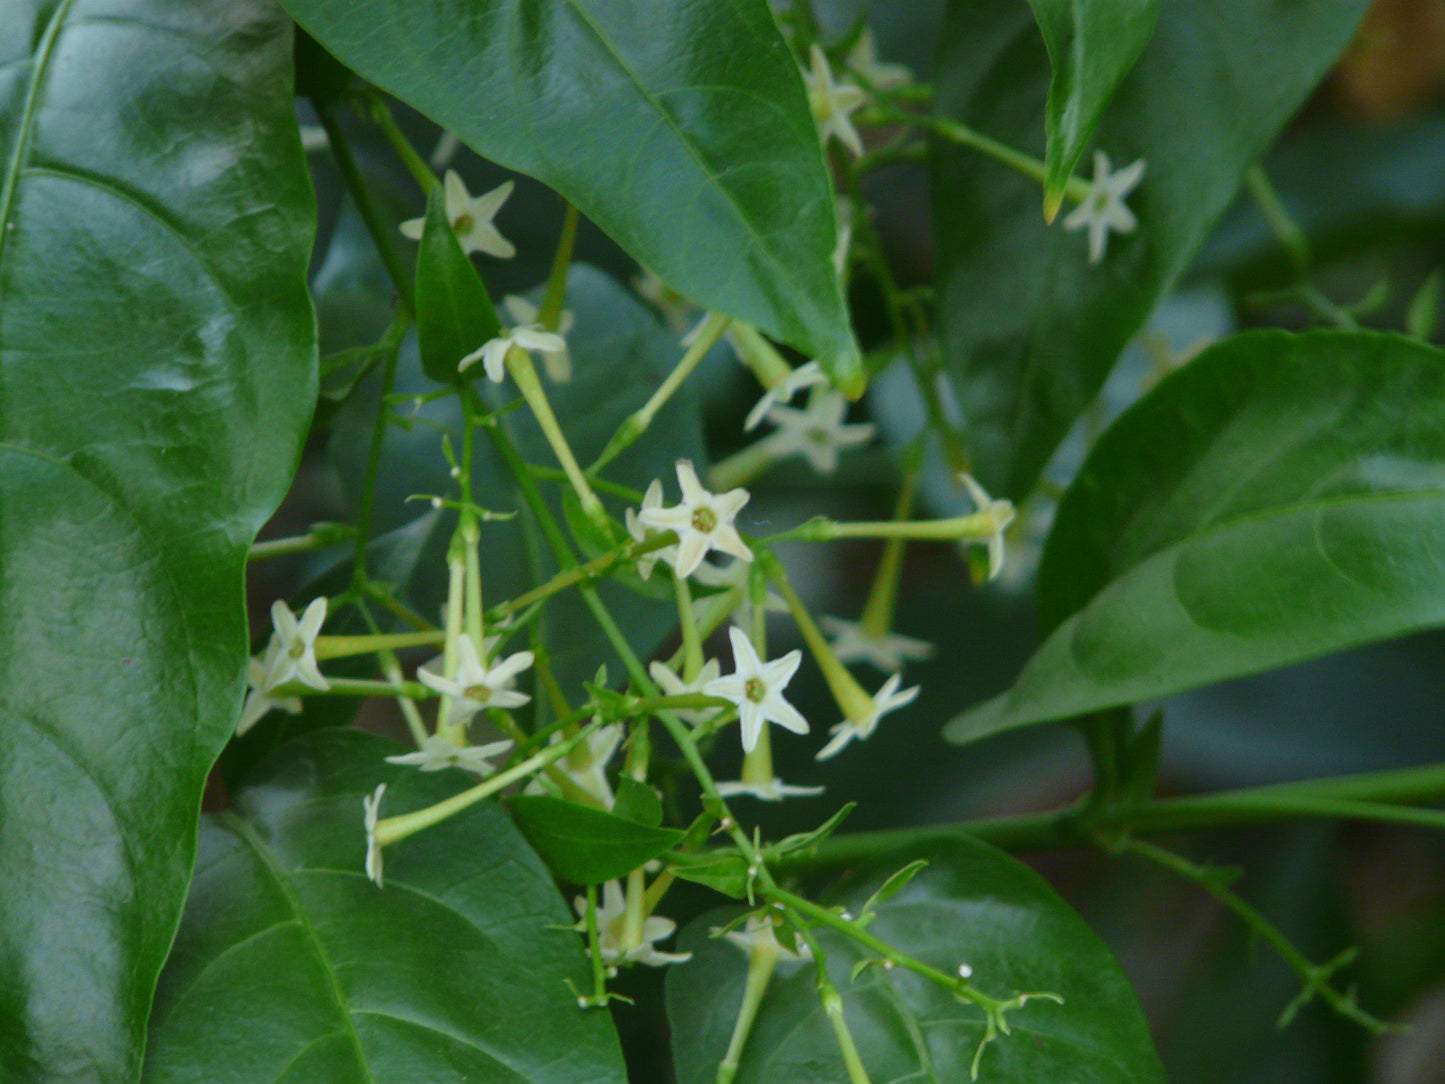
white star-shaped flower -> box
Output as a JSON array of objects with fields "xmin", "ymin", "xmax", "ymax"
[
  {"xmin": 458, "ymin": 323, "xmax": 568, "ymax": 383},
  {"xmin": 236, "ymin": 647, "xmax": 303, "ymax": 735},
  {"xmin": 625, "ymin": 479, "xmax": 676, "ymax": 580},
  {"xmin": 821, "ymin": 616, "xmax": 934, "ymax": 675},
  {"xmin": 384, "ymin": 733, "xmax": 514, "ymax": 774},
  {"xmin": 744, "ymin": 360, "xmax": 827, "ymax": 431},
  {"xmin": 503, "ymin": 295, "xmax": 575, "ymax": 382},
  {"xmin": 648, "ymin": 659, "xmax": 723, "ymax": 726},
  {"xmin": 762, "ymin": 389, "xmax": 875, "ymax": 473},
  {"xmin": 400, "ymin": 170, "xmax": 516, "ymax": 259},
  {"xmin": 416, "ymin": 634, "xmax": 533, "ymax": 724},
  {"xmin": 637, "ymin": 460, "xmax": 753, "ymax": 580},
  {"xmin": 574, "ymin": 880, "xmax": 691, "ymax": 969},
  {"xmin": 802, "ymin": 44, "xmax": 867, "ymax": 157},
  {"xmin": 263, "ymin": 597, "xmax": 329, "ymax": 692},
  {"xmin": 524, "ymin": 722, "xmax": 622, "ymax": 808},
  {"xmin": 363, "ymin": 783, "xmax": 386, "ymax": 887},
  {"xmin": 958, "ymin": 472, "xmax": 1016, "ymax": 582},
  {"xmin": 1063, "ymin": 151, "xmax": 1145, "ymax": 265},
  {"xmin": 846, "ymin": 29, "xmax": 912, "ymax": 91},
  {"xmin": 704, "ymin": 626, "xmax": 809, "ymax": 753},
  {"xmin": 716, "ymin": 777, "xmax": 825, "ymax": 801},
  {"xmin": 815, "ymin": 674, "xmax": 919, "ymax": 760},
  {"xmin": 722, "ymin": 914, "xmax": 812, "ymax": 962}
]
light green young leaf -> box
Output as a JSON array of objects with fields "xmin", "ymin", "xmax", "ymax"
[
  {"xmin": 1026, "ymin": 0, "xmax": 1158, "ymax": 207},
  {"xmin": 275, "ymin": 0, "xmax": 862, "ymax": 391},
  {"xmin": 667, "ymin": 839, "xmax": 1164, "ymax": 1083},
  {"xmin": 0, "ymin": 2, "xmax": 314, "ymax": 1078},
  {"xmin": 144, "ymin": 730, "xmax": 626, "ymax": 1083},
  {"xmin": 931, "ymin": 0, "xmax": 1370, "ymax": 500},
  {"xmin": 949, "ymin": 330, "xmax": 1445, "ymax": 745}
]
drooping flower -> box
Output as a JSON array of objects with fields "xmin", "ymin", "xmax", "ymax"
[
  {"xmin": 821, "ymin": 616, "xmax": 934, "ymax": 675},
  {"xmin": 648, "ymin": 658, "xmax": 723, "ymax": 727},
  {"xmin": 384, "ymin": 733, "xmax": 514, "ymax": 774},
  {"xmin": 744, "ymin": 360, "xmax": 827, "ymax": 431},
  {"xmin": 624, "ymin": 479, "xmax": 675, "ymax": 580},
  {"xmin": 722, "ymin": 913, "xmax": 812, "ymax": 962},
  {"xmin": 262, "ymin": 597, "xmax": 330, "ymax": 692},
  {"xmin": 762, "ymin": 389, "xmax": 875, "ymax": 473},
  {"xmin": 802, "ymin": 44, "xmax": 867, "ymax": 157},
  {"xmin": 400, "ymin": 170, "xmax": 516, "ymax": 259},
  {"xmin": 958, "ymin": 472, "xmax": 1016, "ymax": 582},
  {"xmin": 363, "ymin": 783, "xmax": 386, "ymax": 887},
  {"xmin": 574, "ymin": 880, "xmax": 691, "ymax": 969},
  {"xmin": 236, "ymin": 647, "xmax": 302, "ymax": 735},
  {"xmin": 637, "ymin": 460, "xmax": 753, "ymax": 579},
  {"xmin": 1062, "ymin": 152, "xmax": 1145, "ymax": 265},
  {"xmin": 429, "ymin": 130, "xmax": 461, "ymax": 170},
  {"xmin": 716, "ymin": 776, "xmax": 825, "ymax": 801},
  {"xmin": 524, "ymin": 722, "xmax": 622, "ymax": 809},
  {"xmin": 458, "ymin": 324, "xmax": 568, "ymax": 383},
  {"xmin": 503, "ymin": 294, "xmax": 575, "ymax": 382},
  {"xmin": 815, "ymin": 673, "xmax": 919, "ymax": 760},
  {"xmin": 416, "ymin": 634, "xmax": 533, "ymax": 724},
  {"xmin": 704, "ymin": 626, "xmax": 809, "ymax": 753}
]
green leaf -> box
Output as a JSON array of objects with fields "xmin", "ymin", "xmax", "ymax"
[
  {"xmin": 667, "ymin": 852, "xmax": 751, "ymax": 899},
  {"xmin": 763, "ymin": 802, "xmax": 856, "ymax": 861},
  {"xmin": 613, "ymin": 775, "xmax": 664, "ymax": 828},
  {"xmin": 144, "ymin": 730, "xmax": 626, "ymax": 1082},
  {"xmin": 931, "ymin": 0, "xmax": 1370, "ymax": 500},
  {"xmin": 948, "ymin": 330, "xmax": 1445, "ymax": 745},
  {"xmin": 415, "ymin": 180, "xmax": 502, "ymax": 384},
  {"xmin": 275, "ymin": 0, "xmax": 861, "ymax": 391},
  {"xmin": 1026, "ymin": 0, "xmax": 1158, "ymax": 207},
  {"xmin": 0, "ymin": 2, "xmax": 314, "ymax": 1078},
  {"xmin": 667, "ymin": 839, "xmax": 1164, "ymax": 1084},
  {"xmin": 508, "ymin": 794, "xmax": 684, "ymax": 886}
]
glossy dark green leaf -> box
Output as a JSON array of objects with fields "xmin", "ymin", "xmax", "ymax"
[
  {"xmin": 508, "ymin": 794, "xmax": 683, "ymax": 886},
  {"xmin": 1026, "ymin": 0, "xmax": 1158, "ymax": 205},
  {"xmin": 144, "ymin": 730, "xmax": 626, "ymax": 1082},
  {"xmin": 415, "ymin": 181, "xmax": 502, "ymax": 384},
  {"xmin": 931, "ymin": 0, "xmax": 1369, "ymax": 500},
  {"xmin": 667, "ymin": 839, "xmax": 1164, "ymax": 1084},
  {"xmin": 948, "ymin": 330, "xmax": 1445, "ymax": 744},
  {"xmin": 0, "ymin": 2, "xmax": 314, "ymax": 1078},
  {"xmin": 275, "ymin": 0, "xmax": 861, "ymax": 391}
]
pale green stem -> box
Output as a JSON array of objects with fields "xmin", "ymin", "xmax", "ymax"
[
  {"xmin": 776, "ymin": 510, "xmax": 1002, "ymax": 543},
  {"xmin": 379, "ymin": 653, "xmax": 429, "ymax": 747},
  {"xmin": 588, "ymin": 312, "xmax": 729, "ymax": 476},
  {"xmin": 274, "ymin": 677, "xmax": 430, "ymax": 699},
  {"xmin": 674, "ymin": 574, "xmax": 705, "ymax": 682},
  {"xmin": 436, "ymin": 547, "xmax": 467, "ymax": 745},
  {"xmin": 314, "ymin": 630, "xmax": 444, "ymax": 660},
  {"xmin": 248, "ymin": 530, "xmax": 350, "ymax": 562},
  {"xmin": 857, "ymin": 468, "xmax": 919, "ymax": 637},
  {"xmin": 727, "ymin": 322, "xmax": 795, "ymax": 388},
  {"xmin": 505, "ymin": 345, "xmax": 606, "ymax": 524},
  {"xmin": 620, "ymin": 866, "xmax": 648, "ymax": 958},
  {"xmin": 788, "ymin": 916, "xmax": 873, "ymax": 1084},
  {"xmin": 762, "ymin": 552, "xmax": 874, "ymax": 722},
  {"xmin": 365, "ymin": 90, "xmax": 439, "ymax": 195},
  {"xmin": 585, "ymin": 883, "xmax": 609, "ymax": 1002},
  {"xmin": 717, "ymin": 931, "xmax": 782, "ymax": 1084},
  {"xmin": 538, "ymin": 203, "xmax": 580, "ymax": 330},
  {"xmin": 707, "ymin": 437, "xmax": 780, "ymax": 493}
]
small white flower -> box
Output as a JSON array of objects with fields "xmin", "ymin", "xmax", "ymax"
[
  {"xmin": 574, "ymin": 880, "xmax": 691, "ymax": 968},
  {"xmin": 263, "ymin": 598, "xmax": 329, "ymax": 692},
  {"xmin": 704, "ymin": 626, "xmax": 809, "ymax": 753},
  {"xmin": 762, "ymin": 389, "xmax": 875, "ymax": 473},
  {"xmin": 298, "ymin": 125, "xmax": 328, "ymax": 154},
  {"xmin": 637, "ymin": 460, "xmax": 753, "ymax": 580},
  {"xmin": 503, "ymin": 295, "xmax": 575, "ymax": 382},
  {"xmin": 1063, "ymin": 151, "xmax": 1145, "ymax": 265},
  {"xmin": 236, "ymin": 647, "xmax": 302, "ymax": 735},
  {"xmin": 416, "ymin": 634, "xmax": 533, "ymax": 723},
  {"xmin": 802, "ymin": 44, "xmax": 867, "ymax": 157},
  {"xmin": 648, "ymin": 658, "xmax": 723, "ymax": 726},
  {"xmin": 400, "ymin": 170, "xmax": 516, "ymax": 259},
  {"xmin": 715, "ymin": 777, "xmax": 825, "ymax": 801},
  {"xmin": 363, "ymin": 783, "xmax": 386, "ymax": 887},
  {"xmin": 744, "ymin": 360, "xmax": 827, "ymax": 431},
  {"xmin": 625, "ymin": 479, "xmax": 676, "ymax": 580},
  {"xmin": 816, "ymin": 673, "xmax": 919, "ymax": 760},
  {"xmin": 832, "ymin": 195, "xmax": 855, "ymax": 278},
  {"xmin": 524, "ymin": 722, "xmax": 622, "ymax": 808},
  {"xmin": 821, "ymin": 616, "xmax": 934, "ymax": 675},
  {"xmin": 958, "ymin": 472, "xmax": 1016, "ymax": 582},
  {"xmin": 722, "ymin": 914, "xmax": 812, "ymax": 962},
  {"xmin": 384, "ymin": 733, "xmax": 514, "ymax": 774},
  {"xmin": 846, "ymin": 29, "xmax": 912, "ymax": 91},
  {"xmin": 458, "ymin": 324, "xmax": 568, "ymax": 383}
]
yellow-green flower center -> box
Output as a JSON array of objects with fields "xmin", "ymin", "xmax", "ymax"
[
  {"xmin": 745, "ymin": 677, "xmax": 766, "ymax": 703},
  {"xmin": 692, "ymin": 506, "xmax": 718, "ymax": 534}
]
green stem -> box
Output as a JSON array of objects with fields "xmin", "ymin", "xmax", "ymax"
[
  {"xmin": 248, "ymin": 530, "xmax": 352, "ymax": 562},
  {"xmin": 538, "ymin": 203, "xmax": 580, "ymax": 330},
  {"xmin": 717, "ymin": 923, "xmax": 781, "ymax": 1084},
  {"xmin": 857, "ymin": 467, "xmax": 919, "ymax": 636},
  {"xmin": 504, "ymin": 346, "xmax": 606, "ymax": 523},
  {"xmin": 315, "ymin": 99, "xmax": 415, "ymax": 311},
  {"xmin": 364, "ymin": 89, "xmax": 439, "ymax": 195},
  {"xmin": 707, "ymin": 437, "xmax": 779, "ymax": 493},
  {"xmin": 314, "ymin": 630, "xmax": 444, "ymax": 660},
  {"xmin": 788, "ymin": 915, "xmax": 873, "ymax": 1084},
  {"xmin": 1244, "ymin": 164, "xmax": 1309, "ymax": 273},
  {"xmin": 588, "ymin": 312, "xmax": 729, "ymax": 477},
  {"xmin": 277, "ymin": 677, "xmax": 430, "ymax": 699}
]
